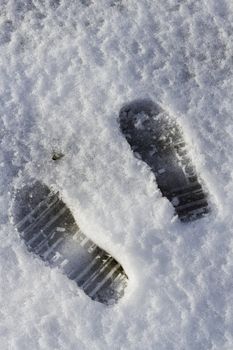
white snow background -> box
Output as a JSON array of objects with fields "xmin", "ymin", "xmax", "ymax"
[{"xmin": 1, "ymin": 0, "xmax": 233, "ymax": 349}]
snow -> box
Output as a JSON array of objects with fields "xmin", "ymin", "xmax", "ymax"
[{"xmin": 1, "ymin": 0, "xmax": 233, "ymax": 349}]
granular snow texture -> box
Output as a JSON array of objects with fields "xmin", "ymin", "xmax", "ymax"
[{"xmin": 1, "ymin": 0, "xmax": 233, "ymax": 349}]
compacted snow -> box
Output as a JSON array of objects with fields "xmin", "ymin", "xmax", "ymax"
[{"xmin": 1, "ymin": 0, "xmax": 233, "ymax": 349}]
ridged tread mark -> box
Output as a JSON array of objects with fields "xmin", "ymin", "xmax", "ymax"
[
  {"xmin": 81, "ymin": 256, "xmax": 114, "ymax": 290},
  {"xmin": 119, "ymin": 99, "xmax": 209, "ymax": 222},
  {"xmin": 12, "ymin": 180, "xmax": 127, "ymax": 305},
  {"xmin": 16, "ymin": 194, "xmax": 59, "ymax": 232},
  {"xmin": 72, "ymin": 249, "xmax": 105, "ymax": 282},
  {"xmin": 89, "ymin": 263, "xmax": 121, "ymax": 298}
]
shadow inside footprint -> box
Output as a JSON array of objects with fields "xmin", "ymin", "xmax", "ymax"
[
  {"xmin": 119, "ymin": 99, "xmax": 209, "ymax": 222},
  {"xmin": 12, "ymin": 180, "xmax": 127, "ymax": 305}
]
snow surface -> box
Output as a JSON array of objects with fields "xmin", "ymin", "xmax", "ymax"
[{"xmin": 1, "ymin": 0, "xmax": 233, "ymax": 349}]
